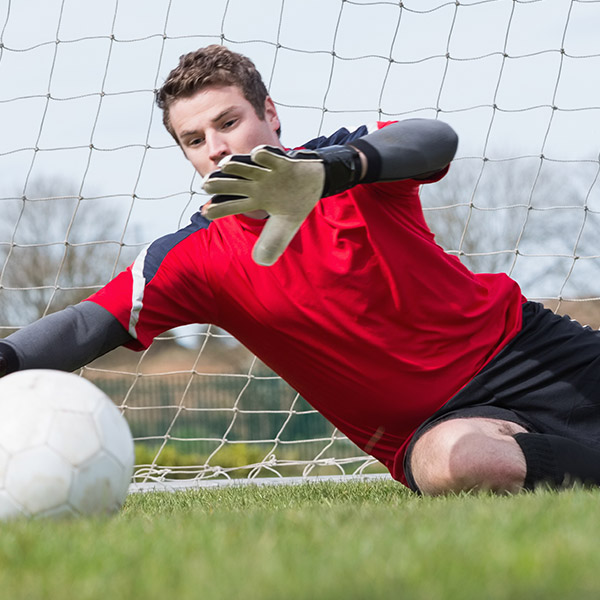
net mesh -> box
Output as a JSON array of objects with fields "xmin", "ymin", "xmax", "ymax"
[{"xmin": 1, "ymin": 0, "xmax": 599, "ymax": 485}]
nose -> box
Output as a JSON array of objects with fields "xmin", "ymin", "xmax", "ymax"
[{"xmin": 206, "ymin": 131, "xmax": 230, "ymax": 167}]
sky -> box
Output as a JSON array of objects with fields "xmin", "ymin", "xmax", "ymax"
[{"xmin": 0, "ymin": 0, "xmax": 599, "ymax": 298}]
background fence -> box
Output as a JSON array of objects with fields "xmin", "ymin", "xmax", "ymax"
[{"xmin": 90, "ymin": 369, "xmax": 374, "ymax": 480}]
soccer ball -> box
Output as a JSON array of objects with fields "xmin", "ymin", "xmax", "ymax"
[{"xmin": 0, "ymin": 369, "xmax": 134, "ymax": 519}]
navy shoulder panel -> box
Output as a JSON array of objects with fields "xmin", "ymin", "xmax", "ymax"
[
  {"xmin": 143, "ymin": 211, "xmax": 211, "ymax": 283},
  {"xmin": 301, "ymin": 125, "xmax": 370, "ymax": 150}
]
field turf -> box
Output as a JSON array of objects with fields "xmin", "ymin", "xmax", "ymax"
[{"xmin": 0, "ymin": 478, "xmax": 599, "ymax": 599}]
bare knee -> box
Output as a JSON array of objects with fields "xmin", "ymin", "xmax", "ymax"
[{"xmin": 410, "ymin": 418, "xmax": 528, "ymax": 495}]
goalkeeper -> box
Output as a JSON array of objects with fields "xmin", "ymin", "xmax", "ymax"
[{"xmin": 2, "ymin": 44, "xmax": 600, "ymax": 495}]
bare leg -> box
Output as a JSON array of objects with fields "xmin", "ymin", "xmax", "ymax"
[{"xmin": 410, "ymin": 417, "xmax": 528, "ymax": 495}]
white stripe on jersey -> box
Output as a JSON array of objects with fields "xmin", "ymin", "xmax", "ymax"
[{"xmin": 128, "ymin": 246, "xmax": 148, "ymax": 339}]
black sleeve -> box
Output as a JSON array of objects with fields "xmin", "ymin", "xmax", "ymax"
[
  {"xmin": 349, "ymin": 119, "xmax": 459, "ymax": 182},
  {"xmin": 0, "ymin": 301, "xmax": 133, "ymax": 377}
]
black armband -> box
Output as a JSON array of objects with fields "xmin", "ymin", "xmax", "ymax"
[
  {"xmin": 347, "ymin": 137, "xmax": 382, "ymax": 183},
  {"xmin": 0, "ymin": 341, "xmax": 20, "ymax": 377}
]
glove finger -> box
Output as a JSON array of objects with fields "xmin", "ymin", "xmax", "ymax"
[
  {"xmin": 211, "ymin": 194, "xmax": 245, "ymax": 205},
  {"xmin": 252, "ymin": 214, "xmax": 303, "ymax": 266},
  {"xmin": 220, "ymin": 160, "xmax": 270, "ymax": 181},
  {"xmin": 202, "ymin": 196, "xmax": 256, "ymax": 220},
  {"xmin": 218, "ymin": 153, "xmax": 259, "ymax": 168},
  {"xmin": 250, "ymin": 145, "xmax": 289, "ymax": 171},
  {"xmin": 203, "ymin": 176, "xmax": 253, "ymax": 196},
  {"xmin": 202, "ymin": 168, "xmax": 238, "ymax": 187}
]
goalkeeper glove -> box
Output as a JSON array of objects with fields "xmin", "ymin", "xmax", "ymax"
[{"xmin": 202, "ymin": 144, "xmax": 363, "ymax": 266}]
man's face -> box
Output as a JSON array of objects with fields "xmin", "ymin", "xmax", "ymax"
[{"xmin": 169, "ymin": 84, "xmax": 282, "ymax": 176}]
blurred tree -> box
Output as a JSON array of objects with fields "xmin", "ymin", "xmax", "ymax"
[
  {"xmin": 420, "ymin": 157, "xmax": 600, "ymax": 299},
  {"xmin": 0, "ymin": 179, "xmax": 139, "ymax": 331}
]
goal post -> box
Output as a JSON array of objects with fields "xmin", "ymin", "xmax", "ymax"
[{"xmin": 1, "ymin": 0, "xmax": 599, "ymax": 486}]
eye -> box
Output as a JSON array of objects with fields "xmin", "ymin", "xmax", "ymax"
[
  {"xmin": 189, "ymin": 137, "xmax": 205, "ymax": 147},
  {"xmin": 222, "ymin": 118, "xmax": 237, "ymax": 130}
]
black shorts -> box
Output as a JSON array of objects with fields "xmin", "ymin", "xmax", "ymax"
[{"xmin": 403, "ymin": 301, "xmax": 600, "ymax": 492}]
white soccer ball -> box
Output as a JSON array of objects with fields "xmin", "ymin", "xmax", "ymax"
[{"xmin": 0, "ymin": 369, "xmax": 134, "ymax": 519}]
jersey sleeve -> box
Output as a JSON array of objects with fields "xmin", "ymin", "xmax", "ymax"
[
  {"xmin": 412, "ymin": 164, "xmax": 450, "ymax": 184},
  {"xmin": 301, "ymin": 121, "xmax": 450, "ymax": 185},
  {"xmin": 87, "ymin": 212, "xmax": 219, "ymax": 351}
]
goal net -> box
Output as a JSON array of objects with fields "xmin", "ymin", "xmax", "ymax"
[{"xmin": 1, "ymin": 0, "xmax": 599, "ymax": 487}]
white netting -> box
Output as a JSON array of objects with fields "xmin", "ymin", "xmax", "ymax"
[{"xmin": 1, "ymin": 0, "xmax": 599, "ymax": 485}]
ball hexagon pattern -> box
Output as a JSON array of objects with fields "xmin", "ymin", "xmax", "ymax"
[
  {"xmin": 5, "ymin": 446, "xmax": 74, "ymax": 515},
  {"xmin": 0, "ymin": 370, "xmax": 134, "ymax": 519},
  {"xmin": 48, "ymin": 411, "xmax": 103, "ymax": 467},
  {"xmin": 69, "ymin": 451, "xmax": 131, "ymax": 514}
]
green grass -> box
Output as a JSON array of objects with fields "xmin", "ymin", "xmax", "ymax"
[{"xmin": 1, "ymin": 479, "xmax": 600, "ymax": 599}]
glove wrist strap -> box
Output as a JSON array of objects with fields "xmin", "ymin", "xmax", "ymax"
[{"xmin": 314, "ymin": 145, "xmax": 364, "ymax": 197}]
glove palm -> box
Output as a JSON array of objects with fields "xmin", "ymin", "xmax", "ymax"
[{"xmin": 202, "ymin": 145, "xmax": 325, "ymax": 266}]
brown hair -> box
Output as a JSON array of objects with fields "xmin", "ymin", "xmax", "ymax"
[{"xmin": 156, "ymin": 44, "xmax": 273, "ymax": 142}]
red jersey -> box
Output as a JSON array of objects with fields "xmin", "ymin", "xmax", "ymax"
[{"xmin": 88, "ymin": 122, "xmax": 524, "ymax": 486}]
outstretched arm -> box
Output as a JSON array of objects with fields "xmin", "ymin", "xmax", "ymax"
[
  {"xmin": 349, "ymin": 118, "xmax": 458, "ymax": 182},
  {"xmin": 202, "ymin": 119, "xmax": 458, "ymax": 265},
  {"xmin": 0, "ymin": 301, "xmax": 133, "ymax": 377}
]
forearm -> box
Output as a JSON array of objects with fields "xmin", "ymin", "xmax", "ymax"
[
  {"xmin": 295, "ymin": 119, "xmax": 458, "ymax": 198},
  {"xmin": 351, "ymin": 119, "xmax": 459, "ymax": 182},
  {"xmin": 0, "ymin": 301, "xmax": 133, "ymax": 376}
]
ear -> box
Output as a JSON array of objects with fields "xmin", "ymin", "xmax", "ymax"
[{"xmin": 264, "ymin": 96, "xmax": 281, "ymax": 135}]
